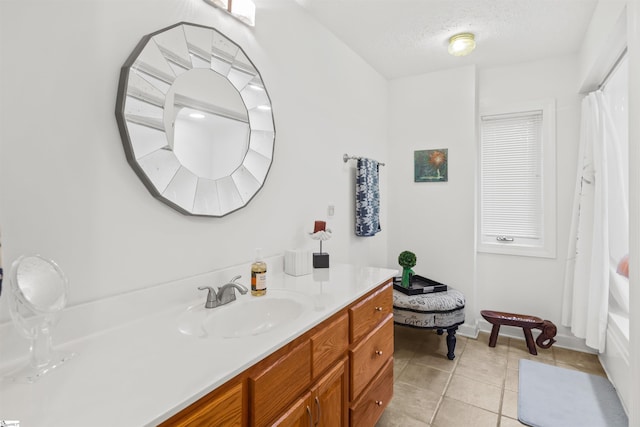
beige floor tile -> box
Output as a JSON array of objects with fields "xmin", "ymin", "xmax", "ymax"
[
  {"xmin": 460, "ymin": 343, "xmax": 509, "ymax": 365},
  {"xmin": 500, "ymin": 416, "xmax": 526, "ymax": 426},
  {"xmin": 396, "ymin": 362, "xmax": 451, "ymax": 394},
  {"xmin": 376, "ymin": 406, "xmax": 430, "ymax": 427},
  {"xmin": 555, "ymin": 361, "xmax": 606, "ymax": 377},
  {"xmin": 412, "ymin": 351, "xmax": 458, "ymax": 373},
  {"xmin": 394, "ymin": 345, "xmax": 416, "ymax": 362},
  {"xmin": 389, "ymin": 323, "xmax": 607, "ymax": 426},
  {"xmin": 394, "ymin": 356, "xmax": 410, "ymax": 379},
  {"xmin": 507, "ymin": 338, "xmax": 553, "ymax": 361},
  {"xmin": 467, "ymin": 334, "xmax": 508, "ymax": 350},
  {"xmin": 553, "ymin": 348, "xmax": 605, "ymax": 375},
  {"xmin": 445, "ymin": 374, "xmax": 502, "ymax": 413},
  {"xmin": 504, "ymin": 368, "xmax": 519, "ymax": 392},
  {"xmin": 464, "ymin": 338, "xmax": 508, "ymax": 356},
  {"xmin": 416, "ymin": 335, "xmax": 450, "ymax": 356},
  {"xmin": 501, "ymin": 389, "xmax": 518, "ymax": 419},
  {"xmin": 534, "ymin": 346, "xmax": 554, "ymax": 360},
  {"xmin": 507, "ymin": 352, "xmax": 522, "ymax": 370},
  {"xmin": 507, "ymin": 352, "xmax": 555, "ymax": 371},
  {"xmin": 470, "ymin": 332, "xmax": 509, "ymax": 348},
  {"xmin": 431, "ymin": 397, "xmax": 499, "ymax": 427},
  {"xmin": 386, "ymin": 380, "xmax": 440, "ymax": 423},
  {"xmin": 456, "ymin": 352, "xmax": 507, "ymax": 387},
  {"xmin": 508, "ymin": 337, "xmax": 528, "ymax": 351},
  {"xmin": 477, "ymin": 330, "xmax": 509, "ymax": 347}
]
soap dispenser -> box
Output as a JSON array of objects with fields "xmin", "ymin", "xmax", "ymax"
[{"xmin": 251, "ymin": 248, "xmax": 267, "ymax": 296}]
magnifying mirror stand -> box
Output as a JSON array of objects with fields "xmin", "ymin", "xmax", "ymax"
[
  {"xmin": 4, "ymin": 319, "xmax": 75, "ymax": 383},
  {"xmin": 3, "ymin": 254, "xmax": 75, "ymax": 383}
]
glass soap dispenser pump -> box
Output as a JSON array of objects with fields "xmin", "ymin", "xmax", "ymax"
[{"xmin": 251, "ymin": 248, "xmax": 267, "ymax": 296}]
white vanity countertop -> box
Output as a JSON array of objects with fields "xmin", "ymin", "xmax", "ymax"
[{"xmin": 0, "ymin": 263, "xmax": 397, "ymax": 426}]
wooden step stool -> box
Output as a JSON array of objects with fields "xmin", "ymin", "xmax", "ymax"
[{"xmin": 480, "ymin": 310, "xmax": 557, "ymax": 355}]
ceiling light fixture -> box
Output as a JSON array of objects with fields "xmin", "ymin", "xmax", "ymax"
[
  {"xmin": 448, "ymin": 33, "xmax": 476, "ymax": 57},
  {"xmin": 203, "ymin": 0, "xmax": 256, "ymax": 27}
]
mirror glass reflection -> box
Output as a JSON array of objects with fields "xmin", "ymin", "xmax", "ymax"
[{"xmin": 116, "ymin": 22, "xmax": 275, "ymax": 217}]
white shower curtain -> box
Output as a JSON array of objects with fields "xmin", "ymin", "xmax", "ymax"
[{"xmin": 562, "ymin": 90, "xmax": 628, "ymax": 352}]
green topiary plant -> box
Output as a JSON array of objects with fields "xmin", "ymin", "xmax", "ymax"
[{"xmin": 398, "ymin": 251, "xmax": 416, "ymax": 288}]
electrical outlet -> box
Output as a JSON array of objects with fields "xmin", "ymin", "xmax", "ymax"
[{"xmin": 328, "ymin": 205, "xmax": 335, "ymax": 217}]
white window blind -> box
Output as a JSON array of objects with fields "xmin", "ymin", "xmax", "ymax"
[{"xmin": 480, "ymin": 110, "xmax": 544, "ymax": 244}]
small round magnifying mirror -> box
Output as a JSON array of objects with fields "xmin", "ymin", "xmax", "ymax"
[{"xmin": 4, "ymin": 255, "xmax": 75, "ymax": 383}]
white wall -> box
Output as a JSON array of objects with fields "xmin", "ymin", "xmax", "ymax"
[
  {"xmin": 475, "ymin": 56, "xmax": 583, "ymax": 346},
  {"xmin": 578, "ymin": 1, "xmax": 626, "ymax": 93},
  {"xmin": 387, "ymin": 66, "xmax": 478, "ymax": 329},
  {"xmin": 387, "ymin": 59, "xmax": 581, "ymax": 341},
  {"xmin": 0, "ymin": 0, "xmax": 389, "ymax": 319}
]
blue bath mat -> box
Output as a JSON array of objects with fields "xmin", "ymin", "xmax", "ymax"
[{"xmin": 518, "ymin": 359, "xmax": 628, "ymax": 427}]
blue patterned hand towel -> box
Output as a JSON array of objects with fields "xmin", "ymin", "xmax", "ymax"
[{"xmin": 355, "ymin": 158, "xmax": 381, "ymax": 236}]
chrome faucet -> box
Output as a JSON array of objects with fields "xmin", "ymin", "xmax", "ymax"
[{"xmin": 198, "ymin": 275, "xmax": 248, "ymax": 309}]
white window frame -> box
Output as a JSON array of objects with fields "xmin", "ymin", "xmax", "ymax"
[{"xmin": 477, "ymin": 99, "xmax": 556, "ymax": 258}]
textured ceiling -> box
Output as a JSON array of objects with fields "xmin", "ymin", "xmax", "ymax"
[{"xmin": 294, "ymin": 0, "xmax": 598, "ymax": 80}]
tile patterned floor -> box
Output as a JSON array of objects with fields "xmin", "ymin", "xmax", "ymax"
[{"xmin": 376, "ymin": 325, "xmax": 606, "ymax": 427}]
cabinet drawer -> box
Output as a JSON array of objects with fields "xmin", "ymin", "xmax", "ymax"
[
  {"xmin": 349, "ymin": 315, "xmax": 394, "ymax": 400},
  {"xmin": 350, "ymin": 357, "xmax": 394, "ymax": 427},
  {"xmin": 159, "ymin": 382, "xmax": 243, "ymax": 427},
  {"xmin": 349, "ymin": 282, "xmax": 392, "ymax": 343},
  {"xmin": 311, "ymin": 313, "xmax": 348, "ymax": 379},
  {"xmin": 250, "ymin": 340, "xmax": 311, "ymax": 427}
]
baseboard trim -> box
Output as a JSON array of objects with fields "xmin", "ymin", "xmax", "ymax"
[{"xmin": 457, "ymin": 321, "xmax": 479, "ymax": 339}]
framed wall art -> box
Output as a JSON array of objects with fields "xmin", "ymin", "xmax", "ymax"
[{"xmin": 414, "ymin": 149, "xmax": 448, "ymax": 182}]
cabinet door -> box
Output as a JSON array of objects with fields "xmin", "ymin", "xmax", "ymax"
[
  {"xmin": 271, "ymin": 392, "xmax": 313, "ymax": 427},
  {"xmin": 312, "ymin": 358, "xmax": 348, "ymax": 427}
]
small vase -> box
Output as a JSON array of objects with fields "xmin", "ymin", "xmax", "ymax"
[{"xmin": 401, "ymin": 267, "xmax": 413, "ymax": 288}]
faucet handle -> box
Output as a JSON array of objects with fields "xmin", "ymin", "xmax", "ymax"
[
  {"xmin": 229, "ymin": 275, "xmax": 242, "ymax": 283},
  {"xmin": 198, "ymin": 286, "xmax": 219, "ymax": 308}
]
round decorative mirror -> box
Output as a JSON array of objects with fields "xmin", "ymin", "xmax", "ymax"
[
  {"xmin": 6, "ymin": 255, "xmax": 74, "ymax": 382},
  {"xmin": 116, "ymin": 22, "xmax": 275, "ymax": 217}
]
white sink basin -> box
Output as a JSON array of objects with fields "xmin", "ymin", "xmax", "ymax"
[{"xmin": 178, "ymin": 290, "xmax": 310, "ymax": 339}]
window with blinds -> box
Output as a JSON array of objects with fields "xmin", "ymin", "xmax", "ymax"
[{"xmin": 478, "ymin": 101, "xmax": 556, "ymax": 258}]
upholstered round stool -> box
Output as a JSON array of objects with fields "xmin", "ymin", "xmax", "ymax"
[{"xmin": 393, "ymin": 288, "xmax": 466, "ymax": 360}]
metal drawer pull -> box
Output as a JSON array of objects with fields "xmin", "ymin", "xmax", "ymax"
[
  {"xmin": 306, "ymin": 406, "xmax": 313, "ymax": 427},
  {"xmin": 496, "ymin": 235, "xmax": 514, "ymax": 242},
  {"xmin": 375, "ymin": 400, "xmax": 383, "ymax": 406},
  {"xmin": 375, "ymin": 350, "xmax": 383, "ymax": 356},
  {"xmin": 375, "ymin": 306, "xmax": 383, "ymax": 311}
]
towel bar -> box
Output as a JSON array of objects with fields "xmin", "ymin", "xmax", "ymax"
[{"xmin": 343, "ymin": 153, "xmax": 385, "ymax": 166}]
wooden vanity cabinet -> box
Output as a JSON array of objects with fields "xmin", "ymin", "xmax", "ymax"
[
  {"xmin": 348, "ymin": 283, "xmax": 393, "ymax": 425},
  {"xmin": 159, "ymin": 280, "xmax": 392, "ymax": 427}
]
